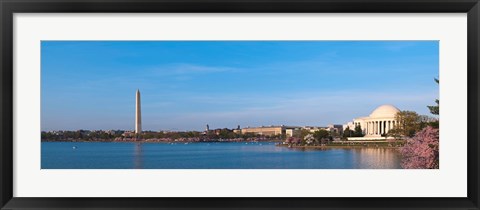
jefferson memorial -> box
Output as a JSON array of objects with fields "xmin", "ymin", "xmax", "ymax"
[{"xmin": 344, "ymin": 104, "xmax": 401, "ymax": 140}]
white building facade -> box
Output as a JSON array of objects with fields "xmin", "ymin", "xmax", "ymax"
[{"xmin": 344, "ymin": 104, "xmax": 401, "ymax": 140}]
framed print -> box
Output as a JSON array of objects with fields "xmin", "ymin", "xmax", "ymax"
[{"xmin": 1, "ymin": 0, "xmax": 479, "ymax": 209}]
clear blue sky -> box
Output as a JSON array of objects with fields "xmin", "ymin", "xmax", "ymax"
[{"xmin": 41, "ymin": 41, "xmax": 439, "ymax": 131}]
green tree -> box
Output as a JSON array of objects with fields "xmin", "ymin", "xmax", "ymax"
[
  {"xmin": 353, "ymin": 125, "xmax": 364, "ymax": 137},
  {"xmin": 242, "ymin": 132, "xmax": 255, "ymax": 139},
  {"xmin": 299, "ymin": 129, "xmax": 311, "ymax": 140},
  {"xmin": 427, "ymin": 78, "xmax": 439, "ymax": 115},
  {"xmin": 387, "ymin": 128, "xmax": 403, "ymax": 140},
  {"xmin": 426, "ymin": 78, "xmax": 440, "ymax": 128},
  {"xmin": 74, "ymin": 130, "xmax": 82, "ymax": 139},
  {"xmin": 218, "ymin": 128, "xmax": 232, "ymax": 139},
  {"xmin": 143, "ymin": 132, "xmax": 155, "ymax": 139},
  {"xmin": 343, "ymin": 126, "xmax": 354, "ymax": 138},
  {"xmin": 313, "ymin": 130, "xmax": 330, "ymax": 142},
  {"xmin": 394, "ymin": 111, "xmax": 422, "ymax": 137}
]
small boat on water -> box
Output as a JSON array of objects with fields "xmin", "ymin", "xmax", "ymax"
[{"xmin": 72, "ymin": 146, "xmax": 77, "ymax": 149}]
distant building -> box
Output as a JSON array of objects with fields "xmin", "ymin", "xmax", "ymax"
[
  {"xmin": 327, "ymin": 124, "xmax": 344, "ymax": 134},
  {"xmin": 299, "ymin": 125, "xmax": 343, "ymax": 135},
  {"xmin": 203, "ymin": 124, "xmax": 210, "ymax": 135},
  {"xmin": 285, "ymin": 127, "xmax": 302, "ymax": 137},
  {"xmin": 122, "ymin": 131, "xmax": 135, "ymax": 137},
  {"xmin": 106, "ymin": 130, "xmax": 123, "ymax": 135},
  {"xmin": 241, "ymin": 125, "xmax": 297, "ymax": 136},
  {"xmin": 302, "ymin": 126, "xmax": 323, "ymax": 133},
  {"xmin": 233, "ymin": 125, "xmax": 242, "ymax": 134}
]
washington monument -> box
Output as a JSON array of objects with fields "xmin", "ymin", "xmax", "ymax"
[{"xmin": 135, "ymin": 89, "xmax": 142, "ymax": 134}]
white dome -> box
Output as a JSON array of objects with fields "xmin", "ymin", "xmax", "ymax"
[{"xmin": 369, "ymin": 105, "xmax": 400, "ymax": 118}]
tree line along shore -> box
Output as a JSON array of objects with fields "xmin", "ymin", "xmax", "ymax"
[{"xmin": 41, "ymin": 129, "xmax": 284, "ymax": 143}]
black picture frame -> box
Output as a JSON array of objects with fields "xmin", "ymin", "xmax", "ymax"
[{"xmin": 1, "ymin": 0, "xmax": 479, "ymax": 209}]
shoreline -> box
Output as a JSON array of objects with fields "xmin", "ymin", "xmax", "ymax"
[
  {"xmin": 277, "ymin": 144, "xmax": 402, "ymax": 149},
  {"xmin": 277, "ymin": 140, "xmax": 405, "ymax": 149},
  {"xmin": 42, "ymin": 140, "xmax": 403, "ymax": 149}
]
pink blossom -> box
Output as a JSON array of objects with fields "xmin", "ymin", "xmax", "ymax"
[
  {"xmin": 285, "ymin": 137, "xmax": 301, "ymax": 145},
  {"xmin": 400, "ymin": 126, "xmax": 439, "ymax": 169}
]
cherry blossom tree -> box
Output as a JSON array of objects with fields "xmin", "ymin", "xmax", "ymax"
[
  {"xmin": 304, "ymin": 134, "xmax": 315, "ymax": 145},
  {"xmin": 400, "ymin": 126, "xmax": 439, "ymax": 169},
  {"xmin": 292, "ymin": 137, "xmax": 302, "ymax": 145},
  {"xmin": 285, "ymin": 137, "xmax": 302, "ymax": 146}
]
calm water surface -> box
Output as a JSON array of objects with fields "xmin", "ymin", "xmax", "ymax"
[{"xmin": 41, "ymin": 142, "xmax": 402, "ymax": 169}]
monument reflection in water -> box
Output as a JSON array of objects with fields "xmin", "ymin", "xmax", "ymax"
[{"xmin": 134, "ymin": 143, "xmax": 143, "ymax": 169}]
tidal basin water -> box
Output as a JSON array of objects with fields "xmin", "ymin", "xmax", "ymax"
[{"xmin": 41, "ymin": 142, "xmax": 402, "ymax": 169}]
